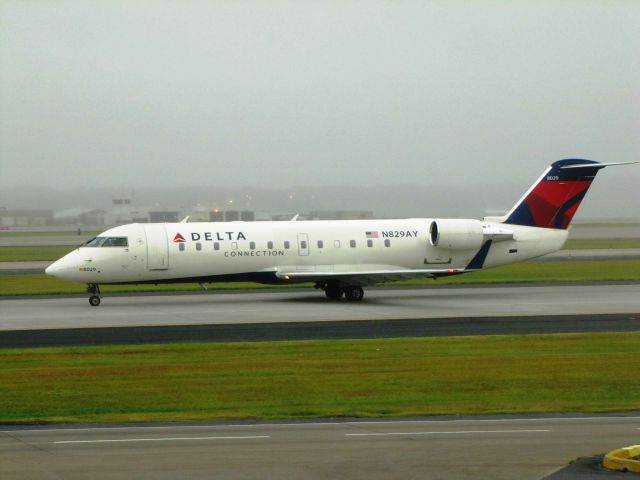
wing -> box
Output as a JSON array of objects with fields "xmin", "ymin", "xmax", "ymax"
[
  {"xmin": 275, "ymin": 267, "xmax": 474, "ymax": 286},
  {"xmin": 274, "ymin": 239, "xmax": 493, "ymax": 286}
]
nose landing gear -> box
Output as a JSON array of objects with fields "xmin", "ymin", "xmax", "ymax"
[{"xmin": 87, "ymin": 284, "xmax": 101, "ymax": 306}]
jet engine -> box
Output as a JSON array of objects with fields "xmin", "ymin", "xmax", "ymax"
[{"xmin": 428, "ymin": 219, "xmax": 485, "ymax": 250}]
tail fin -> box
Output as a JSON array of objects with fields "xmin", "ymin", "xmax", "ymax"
[{"xmin": 503, "ymin": 159, "xmax": 636, "ymax": 229}]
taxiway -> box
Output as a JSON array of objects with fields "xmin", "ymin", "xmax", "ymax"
[{"xmin": 1, "ymin": 415, "xmax": 638, "ymax": 480}]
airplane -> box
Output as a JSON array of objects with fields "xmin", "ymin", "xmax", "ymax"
[{"xmin": 45, "ymin": 159, "xmax": 636, "ymax": 306}]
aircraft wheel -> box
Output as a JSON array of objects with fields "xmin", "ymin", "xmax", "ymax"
[
  {"xmin": 89, "ymin": 295, "xmax": 101, "ymax": 307},
  {"xmin": 344, "ymin": 286, "xmax": 364, "ymax": 302},
  {"xmin": 325, "ymin": 284, "xmax": 344, "ymax": 299}
]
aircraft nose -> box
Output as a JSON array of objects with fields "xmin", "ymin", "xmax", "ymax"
[
  {"xmin": 45, "ymin": 251, "xmax": 79, "ymax": 279},
  {"xmin": 45, "ymin": 259, "xmax": 63, "ymax": 277}
]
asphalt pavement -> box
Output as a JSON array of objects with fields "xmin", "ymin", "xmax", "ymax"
[{"xmin": 2, "ymin": 414, "xmax": 638, "ymax": 480}]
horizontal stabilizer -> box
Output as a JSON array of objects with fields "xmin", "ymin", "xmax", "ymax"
[{"xmin": 560, "ymin": 161, "xmax": 639, "ymax": 169}]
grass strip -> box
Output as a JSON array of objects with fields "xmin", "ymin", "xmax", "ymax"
[
  {"xmin": 0, "ymin": 333, "xmax": 638, "ymax": 424},
  {"xmin": 563, "ymin": 239, "xmax": 640, "ymax": 249},
  {"xmin": 0, "ymin": 246, "xmax": 76, "ymax": 262},
  {"xmin": 0, "ymin": 231, "xmax": 101, "ymax": 237},
  {"xmin": 1, "ymin": 259, "xmax": 639, "ymax": 296}
]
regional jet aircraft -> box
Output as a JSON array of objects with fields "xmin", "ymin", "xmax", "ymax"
[{"xmin": 46, "ymin": 159, "xmax": 636, "ymax": 305}]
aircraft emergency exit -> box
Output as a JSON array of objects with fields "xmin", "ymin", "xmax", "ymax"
[{"xmin": 46, "ymin": 159, "xmax": 636, "ymax": 305}]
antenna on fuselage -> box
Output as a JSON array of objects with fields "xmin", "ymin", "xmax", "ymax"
[
  {"xmin": 290, "ymin": 214, "xmax": 299, "ymax": 221},
  {"xmin": 179, "ymin": 216, "xmax": 190, "ymax": 223}
]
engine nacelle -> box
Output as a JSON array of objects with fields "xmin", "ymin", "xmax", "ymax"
[{"xmin": 429, "ymin": 219, "xmax": 485, "ymax": 250}]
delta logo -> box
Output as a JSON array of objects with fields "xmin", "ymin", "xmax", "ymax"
[{"xmin": 173, "ymin": 233, "xmax": 186, "ymax": 243}]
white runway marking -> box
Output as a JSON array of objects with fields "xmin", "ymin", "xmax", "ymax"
[
  {"xmin": 3, "ymin": 415, "xmax": 639, "ymax": 434},
  {"xmin": 53, "ymin": 435, "xmax": 270, "ymax": 444},
  {"xmin": 345, "ymin": 429, "xmax": 551, "ymax": 436}
]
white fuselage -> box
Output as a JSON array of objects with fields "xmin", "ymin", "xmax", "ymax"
[{"xmin": 45, "ymin": 218, "xmax": 568, "ymax": 285}]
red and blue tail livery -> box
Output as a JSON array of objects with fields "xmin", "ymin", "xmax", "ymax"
[{"xmin": 505, "ymin": 159, "xmax": 625, "ymax": 229}]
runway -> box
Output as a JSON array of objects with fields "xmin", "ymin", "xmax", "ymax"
[
  {"xmin": 1, "ymin": 284, "xmax": 638, "ymax": 347},
  {"xmin": 2, "ymin": 284, "xmax": 639, "ymax": 331},
  {"xmin": 1, "ymin": 414, "xmax": 638, "ymax": 480}
]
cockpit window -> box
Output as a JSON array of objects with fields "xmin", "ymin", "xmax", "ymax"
[
  {"xmin": 84, "ymin": 237, "xmax": 128, "ymax": 247},
  {"xmin": 84, "ymin": 237, "xmax": 100, "ymax": 247}
]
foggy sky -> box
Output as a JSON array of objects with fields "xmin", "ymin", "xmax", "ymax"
[{"xmin": 1, "ymin": 0, "xmax": 639, "ymax": 218}]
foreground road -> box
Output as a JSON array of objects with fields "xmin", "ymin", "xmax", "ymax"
[{"xmin": 1, "ymin": 415, "xmax": 638, "ymax": 480}]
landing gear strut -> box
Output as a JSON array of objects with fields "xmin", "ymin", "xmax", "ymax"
[{"xmin": 88, "ymin": 284, "xmax": 101, "ymax": 306}]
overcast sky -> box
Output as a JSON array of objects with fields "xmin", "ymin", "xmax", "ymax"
[{"xmin": 1, "ymin": 1, "xmax": 638, "ymax": 216}]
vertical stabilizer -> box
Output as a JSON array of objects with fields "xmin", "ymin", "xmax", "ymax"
[{"xmin": 504, "ymin": 159, "xmax": 615, "ymax": 229}]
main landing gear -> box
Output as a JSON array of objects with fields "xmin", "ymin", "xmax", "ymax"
[
  {"xmin": 87, "ymin": 284, "xmax": 101, "ymax": 306},
  {"xmin": 319, "ymin": 282, "xmax": 365, "ymax": 302}
]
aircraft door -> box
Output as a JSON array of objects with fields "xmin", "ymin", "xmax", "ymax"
[
  {"xmin": 144, "ymin": 224, "xmax": 169, "ymax": 270},
  {"xmin": 297, "ymin": 233, "xmax": 309, "ymax": 256}
]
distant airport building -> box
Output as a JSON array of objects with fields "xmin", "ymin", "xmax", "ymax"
[
  {"xmin": 308, "ymin": 210, "xmax": 374, "ymax": 220},
  {"xmin": 106, "ymin": 198, "xmax": 150, "ymax": 225},
  {"xmin": 0, "ymin": 209, "xmax": 54, "ymax": 227},
  {"xmin": 209, "ymin": 210, "xmax": 224, "ymax": 222},
  {"xmin": 54, "ymin": 208, "xmax": 107, "ymax": 226},
  {"xmin": 149, "ymin": 211, "xmax": 180, "ymax": 223},
  {"xmin": 240, "ymin": 211, "xmax": 254, "ymax": 221},
  {"xmin": 224, "ymin": 210, "xmax": 240, "ymax": 221}
]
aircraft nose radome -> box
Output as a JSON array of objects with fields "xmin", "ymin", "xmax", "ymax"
[{"xmin": 45, "ymin": 260, "xmax": 60, "ymax": 276}]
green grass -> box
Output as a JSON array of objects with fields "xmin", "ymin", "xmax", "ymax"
[
  {"xmin": 563, "ymin": 239, "xmax": 640, "ymax": 249},
  {"xmin": 0, "ymin": 333, "xmax": 638, "ymax": 424},
  {"xmin": 0, "ymin": 246, "xmax": 76, "ymax": 262},
  {"xmin": 389, "ymin": 259, "xmax": 640, "ymax": 286},
  {"xmin": 1, "ymin": 259, "xmax": 638, "ymax": 296},
  {"xmin": 0, "ymin": 275, "xmax": 311, "ymax": 296},
  {"xmin": 0, "ymin": 231, "xmax": 100, "ymax": 237}
]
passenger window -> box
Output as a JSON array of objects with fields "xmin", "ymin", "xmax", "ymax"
[
  {"xmin": 179, "ymin": 243, "xmax": 185, "ymax": 251},
  {"xmin": 367, "ymin": 239, "xmax": 373, "ymax": 248},
  {"xmin": 214, "ymin": 242, "xmax": 220, "ymax": 250},
  {"xmin": 384, "ymin": 239, "xmax": 391, "ymax": 247},
  {"xmin": 317, "ymin": 240, "xmax": 323, "ymax": 248},
  {"xmin": 196, "ymin": 242, "xmax": 202, "ymax": 251},
  {"xmin": 249, "ymin": 241, "xmax": 255, "ymax": 250},
  {"xmin": 300, "ymin": 241, "xmax": 307, "ymax": 249},
  {"xmin": 350, "ymin": 240, "xmax": 356, "ymax": 248},
  {"xmin": 284, "ymin": 241, "xmax": 290, "ymax": 249},
  {"xmin": 267, "ymin": 241, "xmax": 274, "ymax": 249},
  {"xmin": 334, "ymin": 240, "xmax": 340, "ymax": 248},
  {"xmin": 231, "ymin": 242, "xmax": 238, "ymax": 250}
]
